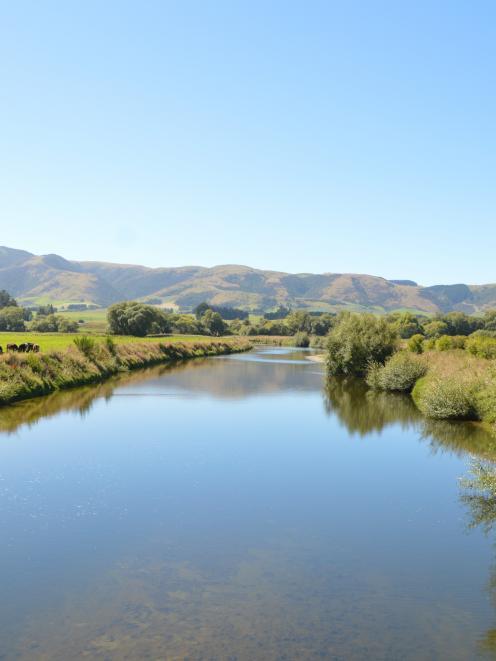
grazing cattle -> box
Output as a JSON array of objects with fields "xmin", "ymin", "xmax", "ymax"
[
  {"xmin": 6, "ymin": 343, "xmax": 18, "ymax": 352},
  {"xmin": 25, "ymin": 342, "xmax": 34, "ymax": 352},
  {"xmin": 18, "ymin": 343, "xmax": 28, "ymax": 353},
  {"xmin": 33, "ymin": 344, "xmax": 40, "ymax": 353},
  {"xmin": 0, "ymin": 346, "xmax": 3, "ymax": 354}
]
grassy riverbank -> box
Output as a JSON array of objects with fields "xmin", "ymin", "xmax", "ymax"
[{"xmin": 0, "ymin": 337, "xmax": 251, "ymax": 406}]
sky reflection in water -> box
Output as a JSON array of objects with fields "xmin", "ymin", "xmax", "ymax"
[{"xmin": 1, "ymin": 347, "xmax": 496, "ymax": 660}]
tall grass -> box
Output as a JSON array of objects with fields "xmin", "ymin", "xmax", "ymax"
[
  {"xmin": 366, "ymin": 351, "xmax": 427, "ymax": 392},
  {"xmin": 0, "ymin": 338, "xmax": 251, "ymax": 406}
]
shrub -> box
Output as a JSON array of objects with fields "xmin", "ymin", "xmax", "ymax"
[
  {"xmin": 435, "ymin": 335, "xmax": 453, "ymax": 351},
  {"xmin": 326, "ymin": 313, "xmax": 397, "ymax": 376},
  {"xmin": 310, "ymin": 335, "xmax": 326, "ymax": 349},
  {"xmin": 466, "ymin": 335, "xmax": 496, "ymax": 360},
  {"xmin": 412, "ymin": 376, "xmax": 478, "ymax": 420},
  {"xmin": 294, "ymin": 331, "xmax": 310, "ymax": 348},
  {"xmin": 407, "ymin": 334, "xmax": 424, "ymax": 354},
  {"xmin": 366, "ymin": 351, "xmax": 427, "ymax": 392},
  {"xmin": 31, "ymin": 314, "xmax": 79, "ymax": 333},
  {"xmin": 73, "ymin": 336, "xmax": 96, "ymax": 357}
]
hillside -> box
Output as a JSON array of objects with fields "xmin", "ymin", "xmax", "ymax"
[{"xmin": 0, "ymin": 246, "xmax": 495, "ymax": 314}]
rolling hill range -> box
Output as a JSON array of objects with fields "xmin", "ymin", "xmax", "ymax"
[{"xmin": 0, "ymin": 246, "xmax": 495, "ymax": 314}]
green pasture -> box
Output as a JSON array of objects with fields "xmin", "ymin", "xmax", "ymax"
[
  {"xmin": 0, "ymin": 333, "xmax": 214, "ymax": 352},
  {"xmin": 53, "ymin": 308, "xmax": 109, "ymax": 333}
]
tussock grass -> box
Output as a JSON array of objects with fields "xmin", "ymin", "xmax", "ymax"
[
  {"xmin": 410, "ymin": 350, "xmax": 496, "ymax": 423},
  {"xmin": 366, "ymin": 351, "xmax": 427, "ymax": 392},
  {"xmin": 0, "ymin": 338, "xmax": 251, "ymax": 406}
]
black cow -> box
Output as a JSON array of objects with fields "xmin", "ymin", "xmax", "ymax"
[
  {"xmin": 0, "ymin": 346, "xmax": 3, "ymax": 354},
  {"xmin": 33, "ymin": 344, "xmax": 40, "ymax": 353},
  {"xmin": 6, "ymin": 343, "xmax": 18, "ymax": 352},
  {"xmin": 18, "ymin": 343, "xmax": 28, "ymax": 353}
]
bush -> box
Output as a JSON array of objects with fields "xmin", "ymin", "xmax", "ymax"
[
  {"xmin": 474, "ymin": 382, "xmax": 496, "ymax": 424},
  {"xmin": 73, "ymin": 336, "xmax": 96, "ymax": 357},
  {"xmin": 412, "ymin": 376, "xmax": 478, "ymax": 420},
  {"xmin": 294, "ymin": 331, "xmax": 310, "ymax": 348},
  {"xmin": 31, "ymin": 314, "xmax": 79, "ymax": 333},
  {"xmin": 326, "ymin": 313, "xmax": 397, "ymax": 376},
  {"xmin": 435, "ymin": 335, "xmax": 452, "ymax": 351},
  {"xmin": 466, "ymin": 335, "xmax": 496, "ymax": 360},
  {"xmin": 407, "ymin": 334, "xmax": 424, "ymax": 354},
  {"xmin": 434, "ymin": 335, "xmax": 466, "ymax": 351},
  {"xmin": 366, "ymin": 351, "xmax": 427, "ymax": 392}
]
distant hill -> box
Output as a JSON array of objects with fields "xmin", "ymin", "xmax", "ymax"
[{"xmin": 0, "ymin": 246, "xmax": 495, "ymax": 314}]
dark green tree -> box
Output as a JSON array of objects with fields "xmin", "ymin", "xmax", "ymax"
[
  {"xmin": 0, "ymin": 306, "xmax": 25, "ymax": 331},
  {"xmin": 201, "ymin": 309, "xmax": 227, "ymax": 336},
  {"xmin": 0, "ymin": 290, "xmax": 17, "ymax": 309},
  {"xmin": 107, "ymin": 302, "xmax": 171, "ymax": 337}
]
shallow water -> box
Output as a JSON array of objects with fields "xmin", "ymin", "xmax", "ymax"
[{"xmin": 1, "ymin": 346, "xmax": 496, "ymax": 659}]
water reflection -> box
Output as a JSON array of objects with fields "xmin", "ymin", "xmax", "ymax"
[
  {"xmin": 324, "ymin": 376, "xmax": 496, "ymax": 461},
  {"xmin": 0, "ymin": 349, "xmax": 322, "ymax": 435},
  {"xmin": 324, "ymin": 377, "xmax": 421, "ymax": 435},
  {"xmin": 461, "ymin": 461, "xmax": 496, "ymax": 655},
  {"xmin": 2, "ymin": 347, "xmax": 496, "ymax": 659}
]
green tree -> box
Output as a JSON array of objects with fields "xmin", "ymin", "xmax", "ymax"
[
  {"xmin": 326, "ymin": 313, "xmax": 397, "ymax": 376},
  {"xmin": 0, "ymin": 306, "xmax": 25, "ymax": 331},
  {"xmin": 0, "ymin": 290, "xmax": 17, "ymax": 309},
  {"xmin": 201, "ymin": 310, "xmax": 227, "ymax": 336},
  {"xmin": 442, "ymin": 312, "xmax": 483, "ymax": 336},
  {"xmin": 193, "ymin": 302, "xmax": 211, "ymax": 320},
  {"xmin": 286, "ymin": 311, "xmax": 312, "ymax": 334},
  {"xmin": 388, "ymin": 312, "xmax": 423, "ymax": 339},
  {"xmin": 310, "ymin": 314, "xmax": 335, "ymax": 336},
  {"xmin": 423, "ymin": 320, "xmax": 449, "ymax": 338},
  {"xmin": 107, "ymin": 302, "xmax": 171, "ymax": 337},
  {"xmin": 37, "ymin": 304, "xmax": 56, "ymax": 316},
  {"xmin": 483, "ymin": 310, "xmax": 496, "ymax": 332}
]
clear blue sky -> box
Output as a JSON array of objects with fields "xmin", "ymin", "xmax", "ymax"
[{"xmin": 0, "ymin": 1, "xmax": 494, "ymax": 285}]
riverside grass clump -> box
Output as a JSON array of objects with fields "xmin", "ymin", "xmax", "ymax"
[
  {"xmin": 411, "ymin": 351, "xmax": 496, "ymax": 422},
  {"xmin": 366, "ymin": 351, "xmax": 427, "ymax": 392},
  {"xmin": 0, "ymin": 338, "xmax": 251, "ymax": 406}
]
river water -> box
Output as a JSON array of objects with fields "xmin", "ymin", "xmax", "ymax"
[{"xmin": 1, "ymin": 346, "xmax": 496, "ymax": 659}]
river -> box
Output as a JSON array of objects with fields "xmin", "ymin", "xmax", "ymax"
[{"xmin": 1, "ymin": 346, "xmax": 496, "ymax": 659}]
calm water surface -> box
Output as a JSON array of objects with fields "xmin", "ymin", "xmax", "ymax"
[{"xmin": 1, "ymin": 347, "xmax": 496, "ymax": 659}]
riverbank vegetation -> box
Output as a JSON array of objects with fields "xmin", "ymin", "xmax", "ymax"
[
  {"xmin": 326, "ymin": 312, "xmax": 496, "ymax": 429},
  {"xmin": 0, "ymin": 337, "xmax": 250, "ymax": 406}
]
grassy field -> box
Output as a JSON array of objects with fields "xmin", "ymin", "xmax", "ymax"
[
  {"xmin": 0, "ymin": 332, "xmax": 216, "ymax": 352},
  {"xmin": 52, "ymin": 308, "xmax": 109, "ymax": 333}
]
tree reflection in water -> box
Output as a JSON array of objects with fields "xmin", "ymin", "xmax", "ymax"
[
  {"xmin": 326, "ymin": 375, "xmax": 496, "ymax": 656},
  {"xmin": 461, "ymin": 460, "xmax": 496, "ymax": 655}
]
